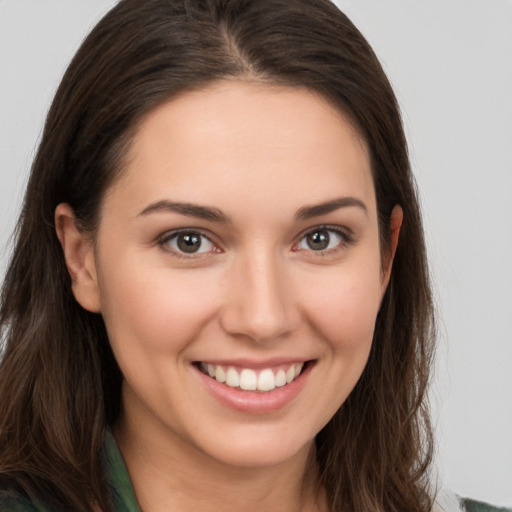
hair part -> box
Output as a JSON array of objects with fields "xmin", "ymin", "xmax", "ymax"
[{"xmin": 0, "ymin": 1, "xmax": 436, "ymax": 510}]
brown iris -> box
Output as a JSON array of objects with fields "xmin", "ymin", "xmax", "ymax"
[
  {"xmin": 306, "ymin": 230, "xmax": 330, "ymax": 251},
  {"xmin": 176, "ymin": 232, "xmax": 202, "ymax": 253}
]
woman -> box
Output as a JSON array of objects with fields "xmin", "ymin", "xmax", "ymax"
[{"xmin": 0, "ymin": 1, "xmax": 507, "ymax": 511}]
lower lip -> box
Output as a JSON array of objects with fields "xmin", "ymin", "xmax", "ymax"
[{"xmin": 194, "ymin": 363, "xmax": 313, "ymax": 414}]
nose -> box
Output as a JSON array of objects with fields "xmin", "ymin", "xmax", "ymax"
[{"xmin": 219, "ymin": 250, "xmax": 299, "ymax": 344}]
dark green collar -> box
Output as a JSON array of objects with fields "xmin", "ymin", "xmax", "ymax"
[
  {"xmin": 462, "ymin": 498, "xmax": 512, "ymax": 512},
  {"xmin": 104, "ymin": 431, "xmax": 142, "ymax": 512}
]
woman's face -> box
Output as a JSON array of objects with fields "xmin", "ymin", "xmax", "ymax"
[{"xmin": 77, "ymin": 81, "xmax": 395, "ymax": 468}]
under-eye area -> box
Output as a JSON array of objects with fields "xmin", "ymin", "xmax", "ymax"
[{"xmin": 196, "ymin": 360, "xmax": 314, "ymax": 392}]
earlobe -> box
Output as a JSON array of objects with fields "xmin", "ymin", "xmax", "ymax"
[
  {"xmin": 55, "ymin": 203, "xmax": 101, "ymax": 313},
  {"xmin": 382, "ymin": 205, "xmax": 403, "ymax": 289}
]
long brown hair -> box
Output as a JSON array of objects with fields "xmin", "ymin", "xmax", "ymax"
[{"xmin": 0, "ymin": 0, "xmax": 436, "ymax": 510}]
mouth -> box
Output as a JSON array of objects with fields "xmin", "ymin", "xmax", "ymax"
[{"xmin": 196, "ymin": 361, "xmax": 311, "ymax": 393}]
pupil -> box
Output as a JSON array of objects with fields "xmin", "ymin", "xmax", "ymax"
[
  {"xmin": 177, "ymin": 233, "xmax": 201, "ymax": 253},
  {"xmin": 307, "ymin": 231, "xmax": 329, "ymax": 250}
]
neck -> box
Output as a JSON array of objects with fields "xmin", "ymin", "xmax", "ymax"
[{"xmin": 114, "ymin": 413, "xmax": 327, "ymax": 512}]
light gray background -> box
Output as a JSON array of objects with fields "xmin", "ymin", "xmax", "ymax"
[{"xmin": 1, "ymin": 0, "xmax": 511, "ymax": 506}]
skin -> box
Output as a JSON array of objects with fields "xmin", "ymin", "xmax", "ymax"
[{"xmin": 56, "ymin": 81, "xmax": 402, "ymax": 512}]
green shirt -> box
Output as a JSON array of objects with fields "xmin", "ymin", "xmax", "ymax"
[
  {"xmin": 0, "ymin": 432, "xmax": 140, "ymax": 512},
  {"xmin": 102, "ymin": 432, "xmax": 142, "ymax": 512},
  {"xmin": 0, "ymin": 433, "xmax": 509, "ymax": 511},
  {"xmin": 462, "ymin": 500, "xmax": 512, "ymax": 512}
]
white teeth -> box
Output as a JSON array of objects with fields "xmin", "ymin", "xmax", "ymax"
[
  {"xmin": 215, "ymin": 366, "xmax": 226, "ymax": 383},
  {"xmin": 226, "ymin": 367, "xmax": 240, "ymax": 387},
  {"xmin": 200, "ymin": 362, "xmax": 306, "ymax": 392},
  {"xmin": 285, "ymin": 365, "xmax": 295, "ymax": 384},
  {"xmin": 240, "ymin": 369, "xmax": 257, "ymax": 390},
  {"xmin": 275, "ymin": 369, "xmax": 286, "ymax": 387},
  {"xmin": 258, "ymin": 369, "xmax": 276, "ymax": 391}
]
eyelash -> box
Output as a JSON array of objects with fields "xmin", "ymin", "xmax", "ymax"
[{"xmin": 157, "ymin": 225, "xmax": 354, "ymax": 258}]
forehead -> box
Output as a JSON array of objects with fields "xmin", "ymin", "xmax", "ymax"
[{"xmin": 106, "ymin": 80, "xmax": 375, "ymax": 219}]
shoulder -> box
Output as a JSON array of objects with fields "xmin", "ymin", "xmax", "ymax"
[
  {"xmin": 0, "ymin": 431, "xmax": 138, "ymax": 512},
  {"xmin": 461, "ymin": 498, "xmax": 512, "ymax": 512},
  {"xmin": 0, "ymin": 476, "xmax": 68, "ymax": 512},
  {"xmin": 433, "ymin": 489, "xmax": 512, "ymax": 512},
  {"xmin": 0, "ymin": 489, "xmax": 44, "ymax": 511}
]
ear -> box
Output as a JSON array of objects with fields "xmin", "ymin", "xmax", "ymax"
[
  {"xmin": 55, "ymin": 203, "xmax": 101, "ymax": 313},
  {"xmin": 381, "ymin": 205, "xmax": 403, "ymax": 291}
]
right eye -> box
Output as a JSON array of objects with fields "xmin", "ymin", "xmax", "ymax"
[
  {"xmin": 294, "ymin": 226, "xmax": 352, "ymax": 255},
  {"xmin": 160, "ymin": 230, "xmax": 216, "ymax": 256}
]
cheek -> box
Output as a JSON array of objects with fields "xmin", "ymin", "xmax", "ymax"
[
  {"xmin": 299, "ymin": 260, "xmax": 383, "ymax": 353},
  {"xmin": 97, "ymin": 254, "xmax": 221, "ymax": 355}
]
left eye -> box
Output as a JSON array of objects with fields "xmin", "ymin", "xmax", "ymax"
[
  {"xmin": 163, "ymin": 231, "xmax": 214, "ymax": 254},
  {"xmin": 297, "ymin": 229, "xmax": 345, "ymax": 252}
]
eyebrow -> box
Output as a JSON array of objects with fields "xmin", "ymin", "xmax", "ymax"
[
  {"xmin": 137, "ymin": 196, "xmax": 367, "ymax": 223},
  {"xmin": 295, "ymin": 197, "xmax": 368, "ymax": 220},
  {"xmin": 137, "ymin": 200, "xmax": 230, "ymax": 222}
]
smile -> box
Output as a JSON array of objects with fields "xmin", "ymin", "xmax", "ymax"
[{"xmin": 198, "ymin": 362, "xmax": 305, "ymax": 392}]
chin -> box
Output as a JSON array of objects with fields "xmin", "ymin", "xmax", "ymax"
[{"xmin": 193, "ymin": 426, "xmax": 315, "ymax": 470}]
